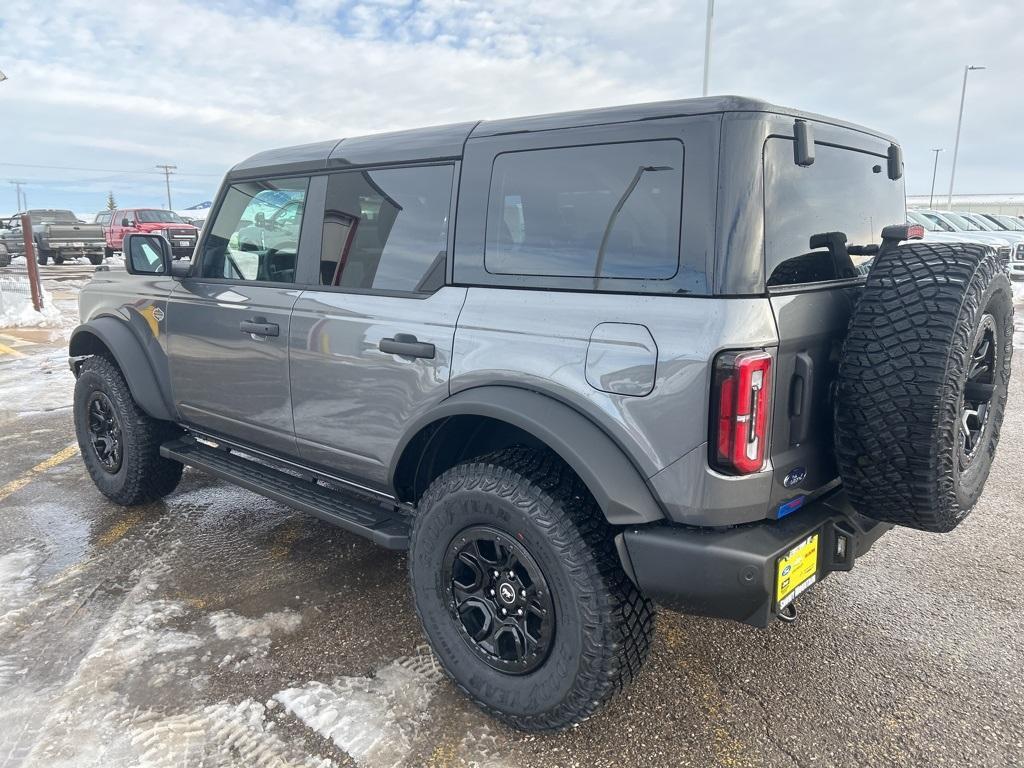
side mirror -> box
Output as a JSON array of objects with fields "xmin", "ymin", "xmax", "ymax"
[
  {"xmin": 124, "ymin": 233, "xmax": 172, "ymax": 276},
  {"xmin": 121, "ymin": 218, "xmax": 131, "ymax": 227}
]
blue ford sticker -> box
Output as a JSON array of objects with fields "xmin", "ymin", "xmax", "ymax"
[{"xmin": 784, "ymin": 467, "xmax": 807, "ymax": 488}]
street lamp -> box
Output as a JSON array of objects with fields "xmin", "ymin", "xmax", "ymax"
[
  {"xmin": 946, "ymin": 65, "xmax": 985, "ymax": 209},
  {"xmin": 702, "ymin": 0, "xmax": 715, "ymax": 96},
  {"xmin": 929, "ymin": 148, "xmax": 943, "ymax": 208}
]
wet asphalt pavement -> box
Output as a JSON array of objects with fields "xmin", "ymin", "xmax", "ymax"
[{"xmin": 0, "ymin": 263, "xmax": 1022, "ymax": 767}]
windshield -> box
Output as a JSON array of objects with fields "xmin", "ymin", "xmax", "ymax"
[
  {"xmin": 907, "ymin": 210, "xmax": 938, "ymax": 231},
  {"xmin": 959, "ymin": 213, "xmax": 996, "ymax": 231},
  {"xmin": 28, "ymin": 210, "xmax": 77, "ymax": 225},
  {"xmin": 990, "ymin": 214, "xmax": 1024, "ymax": 231},
  {"xmin": 922, "ymin": 212, "xmax": 956, "ymax": 232},
  {"xmin": 940, "ymin": 211, "xmax": 982, "ymax": 231},
  {"xmin": 135, "ymin": 209, "xmax": 185, "ymax": 224}
]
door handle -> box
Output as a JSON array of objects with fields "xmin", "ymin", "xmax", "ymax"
[
  {"xmin": 240, "ymin": 318, "xmax": 279, "ymax": 337},
  {"xmin": 788, "ymin": 352, "xmax": 814, "ymax": 446},
  {"xmin": 379, "ymin": 333, "xmax": 435, "ymax": 359}
]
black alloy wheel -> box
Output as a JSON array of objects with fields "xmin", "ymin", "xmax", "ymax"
[
  {"xmin": 444, "ymin": 525, "xmax": 555, "ymax": 674},
  {"xmin": 960, "ymin": 314, "xmax": 997, "ymax": 467},
  {"xmin": 87, "ymin": 391, "xmax": 122, "ymax": 473}
]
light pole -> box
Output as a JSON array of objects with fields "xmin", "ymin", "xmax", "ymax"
[
  {"xmin": 928, "ymin": 148, "xmax": 943, "ymax": 208},
  {"xmin": 9, "ymin": 180, "xmax": 25, "ymax": 211},
  {"xmin": 947, "ymin": 65, "xmax": 984, "ymax": 209},
  {"xmin": 702, "ymin": 0, "xmax": 714, "ymax": 96}
]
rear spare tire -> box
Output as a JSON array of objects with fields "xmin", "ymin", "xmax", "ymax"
[{"xmin": 835, "ymin": 242, "xmax": 1013, "ymax": 532}]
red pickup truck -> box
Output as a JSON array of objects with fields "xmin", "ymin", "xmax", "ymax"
[{"xmin": 105, "ymin": 208, "xmax": 199, "ymax": 260}]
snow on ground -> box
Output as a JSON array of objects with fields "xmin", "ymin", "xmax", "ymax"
[
  {"xmin": 274, "ymin": 648, "xmax": 444, "ymax": 768},
  {"xmin": 0, "ymin": 279, "xmax": 62, "ymax": 328},
  {"xmin": 6, "ymin": 551, "xmax": 336, "ymax": 768}
]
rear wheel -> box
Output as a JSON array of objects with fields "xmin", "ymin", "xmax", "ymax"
[
  {"xmin": 835, "ymin": 242, "xmax": 1013, "ymax": 532},
  {"xmin": 37, "ymin": 250, "xmax": 49, "ymax": 265},
  {"xmin": 104, "ymin": 247, "xmax": 114, "ymax": 259},
  {"xmin": 74, "ymin": 356, "xmax": 183, "ymax": 505},
  {"xmin": 409, "ymin": 447, "xmax": 654, "ymax": 731},
  {"xmin": 88, "ymin": 252, "xmax": 104, "ymax": 265}
]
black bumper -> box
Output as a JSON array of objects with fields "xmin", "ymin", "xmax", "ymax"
[{"xmin": 615, "ymin": 489, "xmax": 891, "ymax": 627}]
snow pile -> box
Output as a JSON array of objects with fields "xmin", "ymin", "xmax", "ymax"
[
  {"xmin": 0, "ymin": 277, "xmax": 62, "ymax": 328},
  {"xmin": 208, "ymin": 608, "xmax": 302, "ymax": 641},
  {"xmin": 274, "ymin": 648, "xmax": 443, "ymax": 768}
]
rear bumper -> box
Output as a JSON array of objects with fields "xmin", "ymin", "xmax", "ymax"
[{"xmin": 615, "ymin": 488, "xmax": 891, "ymax": 627}]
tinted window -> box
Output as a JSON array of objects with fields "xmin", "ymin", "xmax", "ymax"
[
  {"xmin": 319, "ymin": 165, "xmax": 451, "ymax": 293},
  {"xmin": 764, "ymin": 139, "xmax": 905, "ymax": 287},
  {"xmin": 198, "ymin": 177, "xmax": 308, "ymax": 283},
  {"xmin": 484, "ymin": 141, "xmax": 683, "ymax": 279}
]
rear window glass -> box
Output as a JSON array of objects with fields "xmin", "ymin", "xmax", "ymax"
[
  {"xmin": 484, "ymin": 140, "xmax": 683, "ymax": 280},
  {"xmin": 764, "ymin": 138, "xmax": 905, "ymax": 287}
]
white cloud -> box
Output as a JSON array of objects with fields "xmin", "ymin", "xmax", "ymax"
[{"xmin": 0, "ymin": 0, "xmax": 1021, "ymax": 213}]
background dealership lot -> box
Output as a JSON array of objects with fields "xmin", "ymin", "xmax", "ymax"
[{"xmin": 0, "ymin": 262, "xmax": 1020, "ymax": 766}]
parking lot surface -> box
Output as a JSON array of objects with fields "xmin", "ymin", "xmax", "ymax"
[{"xmin": 0, "ymin": 263, "xmax": 1022, "ymax": 767}]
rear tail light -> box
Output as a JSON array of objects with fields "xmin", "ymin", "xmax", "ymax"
[{"xmin": 711, "ymin": 350, "xmax": 772, "ymax": 475}]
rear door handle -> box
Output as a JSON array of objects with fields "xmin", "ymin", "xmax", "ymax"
[
  {"xmin": 240, "ymin": 318, "xmax": 279, "ymax": 337},
  {"xmin": 379, "ymin": 333, "xmax": 435, "ymax": 359},
  {"xmin": 788, "ymin": 352, "xmax": 814, "ymax": 445}
]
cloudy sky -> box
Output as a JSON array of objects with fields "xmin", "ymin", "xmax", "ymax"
[{"xmin": 0, "ymin": 0, "xmax": 1021, "ymax": 214}]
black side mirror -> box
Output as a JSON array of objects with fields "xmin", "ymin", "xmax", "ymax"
[
  {"xmin": 124, "ymin": 233, "xmax": 172, "ymax": 276},
  {"xmin": 121, "ymin": 218, "xmax": 131, "ymax": 227}
]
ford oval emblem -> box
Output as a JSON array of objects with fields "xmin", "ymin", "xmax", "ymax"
[{"xmin": 784, "ymin": 467, "xmax": 807, "ymax": 488}]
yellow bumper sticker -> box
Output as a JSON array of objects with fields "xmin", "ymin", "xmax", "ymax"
[{"xmin": 776, "ymin": 533, "xmax": 819, "ymax": 609}]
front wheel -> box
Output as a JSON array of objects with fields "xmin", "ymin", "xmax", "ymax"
[
  {"xmin": 37, "ymin": 250, "xmax": 50, "ymax": 265},
  {"xmin": 74, "ymin": 356, "xmax": 183, "ymax": 505},
  {"xmin": 88, "ymin": 252, "xmax": 104, "ymax": 265},
  {"xmin": 409, "ymin": 447, "xmax": 654, "ymax": 731},
  {"xmin": 52, "ymin": 253, "xmax": 65, "ymax": 265}
]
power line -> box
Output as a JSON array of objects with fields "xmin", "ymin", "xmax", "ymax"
[
  {"xmin": 156, "ymin": 164, "xmax": 177, "ymax": 209},
  {"xmin": 0, "ymin": 161, "xmax": 222, "ymax": 177}
]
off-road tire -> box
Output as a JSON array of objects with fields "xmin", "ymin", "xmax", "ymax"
[
  {"xmin": 835, "ymin": 242, "xmax": 1013, "ymax": 532},
  {"xmin": 74, "ymin": 355, "xmax": 183, "ymax": 505},
  {"xmin": 88, "ymin": 252, "xmax": 104, "ymax": 265},
  {"xmin": 52, "ymin": 253, "xmax": 65, "ymax": 265},
  {"xmin": 409, "ymin": 446, "xmax": 654, "ymax": 731},
  {"xmin": 37, "ymin": 250, "xmax": 49, "ymax": 265}
]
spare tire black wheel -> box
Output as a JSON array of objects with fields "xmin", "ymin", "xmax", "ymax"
[{"xmin": 835, "ymin": 241, "xmax": 1013, "ymax": 533}]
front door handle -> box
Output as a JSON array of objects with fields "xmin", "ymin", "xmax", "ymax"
[
  {"xmin": 240, "ymin": 318, "xmax": 279, "ymax": 337},
  {"xmin": 379, "ymin": 333, "xmax": 435, "ymax": 359}
]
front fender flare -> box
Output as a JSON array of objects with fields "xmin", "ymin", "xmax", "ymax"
[
  {"xmin": 69, "ymin": 316, "xmax": 175, "ymax": 421},
  {"xmin": 390, "ymin": 386, "xmax": 665, "ymax": 526}
]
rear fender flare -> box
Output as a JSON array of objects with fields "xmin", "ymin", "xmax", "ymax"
[
  {"xmin": 390, "ymin": 386, "xmax": 665, "ymax": 525},
  {"xmin": 69, "ymin": 315, "xmax": 175, "ymax": 421}
]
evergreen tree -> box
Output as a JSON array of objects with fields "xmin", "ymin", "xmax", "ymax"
[{"xmin": 106, "ymin": 191, "xmax": 117, "ymax": 210}]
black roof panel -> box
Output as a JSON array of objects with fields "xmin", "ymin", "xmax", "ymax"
[{"xmin": 229, "ymin": 96, "xmax": 893, "ymax": 177}]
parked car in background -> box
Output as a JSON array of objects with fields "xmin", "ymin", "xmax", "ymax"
[
  {"xmin": 0, "ymin": 209, "xmax": 106, "ymax": 265},
  {"xmin": 914, "ymin": 209, "xmax": 1013, "ymax": 267},
  {"xmin": 94, "ymin": 210, "xmax": 113, "ymax": 232},
  {"xmin": 106, "ymin": 208, "xmax": 199, "ymax": 260},
  {"xmin": 972, "ymin": 212, "xmax": 1024, "ymax": 278}
]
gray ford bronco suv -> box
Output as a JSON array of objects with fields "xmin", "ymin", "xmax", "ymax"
[{"xmin": 70, "ymin": 96, "xmax": 1013, "ymax": 731}]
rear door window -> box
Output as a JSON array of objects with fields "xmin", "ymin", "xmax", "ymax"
[
  {"xmin": 764, "ymin": 138, "xmax": 905, "ymax": 287},
  {"xmin": 484, "ymin": 141, "xmax": 683, "ymax": 280},
  {"xmin": 318, "ymin": 165, "xmax": 452, "ymax": 293}
]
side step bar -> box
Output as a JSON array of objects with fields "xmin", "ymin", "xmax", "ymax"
[{"xmin": 161, "ymin": 438, "xmax": 410, "ymax": 549}]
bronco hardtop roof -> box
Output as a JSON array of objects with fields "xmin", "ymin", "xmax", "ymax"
[{"xmin": 229, "ymin": 95, "xmax": 895, "ymax": 179}]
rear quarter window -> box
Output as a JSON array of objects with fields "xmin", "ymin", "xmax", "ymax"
[
  {"xmin": 764, "ymin": 138, "xmax": 905, "ymax": 288},
  {"xmin": 484, "ymin": 140, "xmax": 684, "ymax": 281}
]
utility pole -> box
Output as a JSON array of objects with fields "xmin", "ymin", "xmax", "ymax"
[
  {"xmin": 156, "ymin": 164, "xmax": 177, "ymax": 210},
  {"xmin": 947, "ymin": 65, "xmax": 985, "ymax": 209},
  {"xmin": 928, "ymin": 148, "xmax": 943, "ymax": 208},
  {"xmin": 702, "ymin": 0, "xmax": 715, "ymax": 96},
  {"xmin": 9, "ymin": 180, "xmax": 25, "ymax": 211}
]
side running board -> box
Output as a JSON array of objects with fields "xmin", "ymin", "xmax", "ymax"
[{"xmin": 160, "ymin": 438, "xmax": 410, "ymax": 549}]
